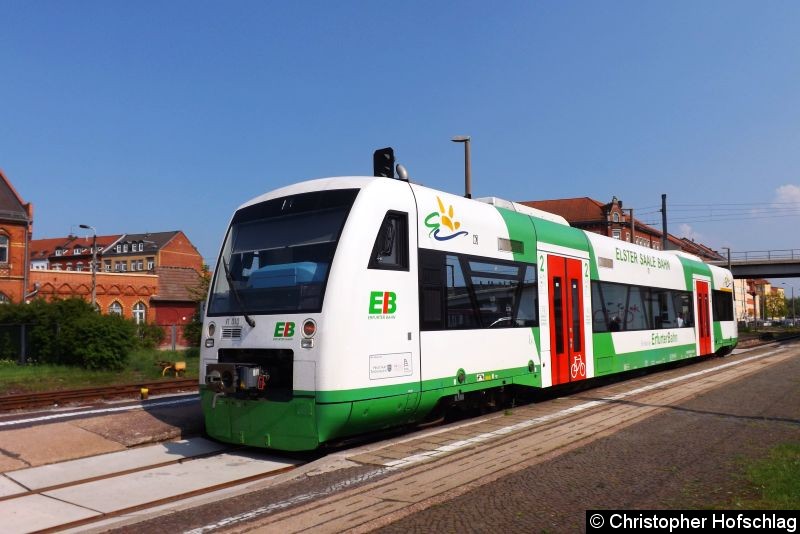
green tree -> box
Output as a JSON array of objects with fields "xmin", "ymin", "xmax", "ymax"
[
  {"xmin": 765, "ymin": 293, "xmax": 787, "ymax": 320},
  {"xmin": 184, "ymin": 264, "xmax": 211, "ymax": 347}
]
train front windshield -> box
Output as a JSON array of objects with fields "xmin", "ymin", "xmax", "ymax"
[{"xmin": 208, "ymin": 189, "xmax": 359, "ymax": 316}]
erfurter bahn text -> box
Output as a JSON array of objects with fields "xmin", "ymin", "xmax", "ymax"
[{"xmin": 200, "ymin": 176, "xmax": 737, "ymax": 451}]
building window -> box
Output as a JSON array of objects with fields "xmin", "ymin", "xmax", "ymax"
[
  {"xmin": 0, "ymin": 292, "xmax": 9, "ymax": 303},
  {"xmin": 147, "ymin": 258, "xmax": 155, "ymax": 270},
  {"xmin": 56, "ymin": 248, "xmax": 64, "ymax": 256},
  {"xmin": 109, "ymin": 301, "xmax": 123, "ymax": 315},
  {"xmin": 0, "ymin": 235, "xmax": 8, "ymax": 263},
  {"xmin": 139, "ymin": 242, "xmax": 144, "ymax": 252},
  {"xmin": 76, "ymin": 262, "xmax": 84, "ymax": 271},
  {"xmin": 116, "ymin": 244, "xmax": 122, "ymax": 253},
  {"xmin": 612, "ymin": 230, "xmax": 621, "ymax": 240},
  {"xmin": 74, "ymin": 247, "xmax": 82, "ymax": 255},
  {"xmin": 612, "ymin": 212, "xmax": 620, "ymax": 222},
  {"xmin": 66, "ymin": 263, "xmax": 72, "ymax": 271},
  {"xmin": 123, "ymin": 244, "xmax": 129, "ymax": 253},
  {"xmin": 104, "ymin": 260, "xmax": 111, "ymax": 272},
  {"xmin": 137, "ymin": 260, "xmax": 144, "ymax": 271},
  {"xmin": 133, "ymin": 302, "xmax": 146, "ymax": 324}
]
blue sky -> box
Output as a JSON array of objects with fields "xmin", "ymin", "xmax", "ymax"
[{"xmin": 2, "ymin": 1, "xmax": 799, "ymax": 280}]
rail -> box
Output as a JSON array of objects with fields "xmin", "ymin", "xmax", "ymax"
[{"xmin": 0, "ymin": 378, "xmax": 198, "ymax": 412}]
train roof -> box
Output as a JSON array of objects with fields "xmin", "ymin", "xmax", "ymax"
[
  {"xmin": 474, "ymin": 197, "xmax": 570, "ymax": 226},
  {"xmin": 238, "ymin": 177, "xmax": 570, "ymax": 227}
]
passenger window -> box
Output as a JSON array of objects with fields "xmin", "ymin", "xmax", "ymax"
[
  {"xmin": 446, "ymin": 255, "xmax": 480, "ymax": 329},
  {"xmin": 517, "ymin": 266, "xmax": 538, "ymax": 326},
  {"xmin": 368, "ymin": 211, "xmax": 409, "ymax": 270}
]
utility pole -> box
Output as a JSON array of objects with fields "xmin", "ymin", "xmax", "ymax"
[
  {"xmin": 79, "ymin": 224, "xmax": 97, "ymax": 310},
  {"xmin": 625, "ymin": 208, "xmax": 635, "ymax": 243}
]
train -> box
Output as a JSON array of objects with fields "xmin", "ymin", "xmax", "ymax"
[{"xmin": 199, "ymin": 168, "xmax": 737, "ymax": 451}]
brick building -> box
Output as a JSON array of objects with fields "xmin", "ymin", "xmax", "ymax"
[
  {"xmin": 151, "ymin": 266, "xmax": 206, "ymax": 346},
  {"xmin": 520, "ymin": 196, "xmax": 725, "ymax": 262},
  {"xmin": 0, "ymin": 169, "xmax": 33, "ymax": 303},
  {"xmin": 32, "ymin": 234, "xmax": 121, "ymax": 272},
  {"xmin": 0, "ymin": 167, "xmax": 204, "ymax": 346},
  {"xmin": 101, "ymin": 231, "xmax": 202, "ymax": 273},
  {"xmin": 29, "ymin": 269, "xmax": 158, "ymax": 323}
]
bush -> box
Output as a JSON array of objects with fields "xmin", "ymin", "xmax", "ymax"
[
  {"xmin": 0, "ymin": 298, "xmax": 139, "ymax": 370},
  {"xmin": 183, "ymin": 309, "xmax": 203, "ymax": 347},
  {"xmin": 137, "ymin": 322, "xmax": 166, "ymax": 349},
  {"xmin": 59, "ymin": 314, "xmax": 137, "ymax": 370}
]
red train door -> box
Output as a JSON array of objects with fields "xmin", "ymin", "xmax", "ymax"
[
  {"xmin": 548, "ymin": 255, "xmax": 586, "ymax": 385},
  {"xmin": 696, "ymin": 280, "xmax": 712, "ymax": 356}
]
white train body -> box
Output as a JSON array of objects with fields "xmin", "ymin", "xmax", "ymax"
[{"xmin": 200, "ymin": 176, "xmax": 737, "ymax": 450}]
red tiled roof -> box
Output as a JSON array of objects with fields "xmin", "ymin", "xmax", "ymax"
[
  {"xmin": 30, "ymin": 235, "xmax": 122, "ymax": 259},
  {"xmin": 519, "ymin": 197, "xmax": 606, "ymax": 223},
  {"xmin": 519, "ymin": 195, "xmax": 725, "ymax": 261},
  {"xmin": 29, "ymin": 237, "xmax": 69, "ymax": 260},
  {"xmin": 151, "ymin": 267, "xmax": 202, "ymax": 302},
  {"xmin": 0, "ymin": 169, "xmax": 30, "ymax": 222}
]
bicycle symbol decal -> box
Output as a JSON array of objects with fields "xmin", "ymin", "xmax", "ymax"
[{"xmin": 570, "ymin": 355, "xmax": 586, "ymax": 379}]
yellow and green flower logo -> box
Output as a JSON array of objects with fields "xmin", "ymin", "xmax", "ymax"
[{"xmin": 425, "ymin": 196, "xmax": 468, "ymax": 241}]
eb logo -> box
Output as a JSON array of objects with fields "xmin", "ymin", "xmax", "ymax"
[
  {"xmin": 274, "ymin": 322, "xmax": 296, "ymax": 338},
  {"xmin": 369, "ymin": 291, "xmax": 397, "ymax": 315}
]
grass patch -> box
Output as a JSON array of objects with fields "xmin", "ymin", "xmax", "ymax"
[
  {"xmin": 728, "ymin": 443, "xmax": 800, "ymax": 510},
  {"xmin": 0, "ymin": 348, "xmax": 199, "ymax": 395}
]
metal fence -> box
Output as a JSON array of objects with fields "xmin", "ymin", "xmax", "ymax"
[
  {"xmin": 0, "ymin": 324, "xmax": 40, "ymax": 364},
  {"xmin": 729, "ymin": 249, "xmax": 800, "ymax": 262}
]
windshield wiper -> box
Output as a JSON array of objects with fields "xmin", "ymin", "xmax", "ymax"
[{"xmin": 221, "ymin": 258, "xmax": 256, "ymax": 327}]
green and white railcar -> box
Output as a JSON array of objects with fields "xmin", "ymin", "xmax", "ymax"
[{"xmin": 200, "ymin": 176, "xmax": 737, "ymax": 451}]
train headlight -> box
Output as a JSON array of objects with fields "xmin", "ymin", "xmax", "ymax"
[
  {"xmin": 302, "ymin": 319, "xmax": 317, "ymax": 338},
  {"xmin": 208, "ymin": 322, "xmax": 216, "ymax": 337}
]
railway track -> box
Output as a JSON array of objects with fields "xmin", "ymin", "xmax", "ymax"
[
  {"xmin": 0, "ymin": 378, "xmax": 199, "ymax": 412},
  {"xmin": 0, "ymin": 335, "xmax": 792, "ymax": 414},
  {"xmin": 0, "ymin": 437, "xmax": 301, "ymax": 533}
]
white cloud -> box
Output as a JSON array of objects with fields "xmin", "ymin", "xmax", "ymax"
[
  {"xmin": 678, "ymin": 223, "xmax": 703, "ymax": 242},
  {"xmin": 774, "ymin": 184, "xmax": 800, "ymax": 206}
]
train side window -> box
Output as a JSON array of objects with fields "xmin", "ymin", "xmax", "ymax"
[
  {"xmin": 600, "ymin": 282, "xmax": 628, "ymax": 331},
  {"xmin": 446, "ymin": 255, "xmax": 480, "ymax": 329},
  {"xmin": 652, "ymin": 289, "xmax": 678, "ymax": 329},
  {"xmin": 673, "ymin": 291, "xmax": 694, "ymax": 327},
  {"xmin": 712, "ymin": 290, "xmax": 734, "ymax": 321},
  {"xmin": 419, "ymin": 249, "xmax": 445, "ymax": 330},
  {"xmin": 368, "ymin": 211, "xmax": 409, "ymax": 271},
  {"xmin": 626, "ymin": 287, "xmax": 650, "ymax": 330},
  {"xmin": 591, "ymin": 282, "xmax": 609, "ymax": 332},
  {"xmin": 468, "ymin": 260, "xmax": 522, "ymax": 328},
  {"xmin": 517, "ymin": 265, "xmax": 538, "ymax": 326}
]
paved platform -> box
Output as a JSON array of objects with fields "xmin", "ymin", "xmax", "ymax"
[
  {"xmin": 0, "ymin": 396, "xmax": 202, "ymax": 473},
  {"xmin": 6, "ymin": 437, "xmax": 224, "ymax": 491},
  {"xmin": 0, "ymin": 436, "xmax": 298, "ymax": 534}
]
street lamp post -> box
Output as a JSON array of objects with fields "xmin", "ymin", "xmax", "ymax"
[
  {"xmin": 79, "ymin": 224, "xmax": 97, "ymax": 310},
  {"xmin": 451, "ymin": 135, "xmax": 472, "ymax": 199}
]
